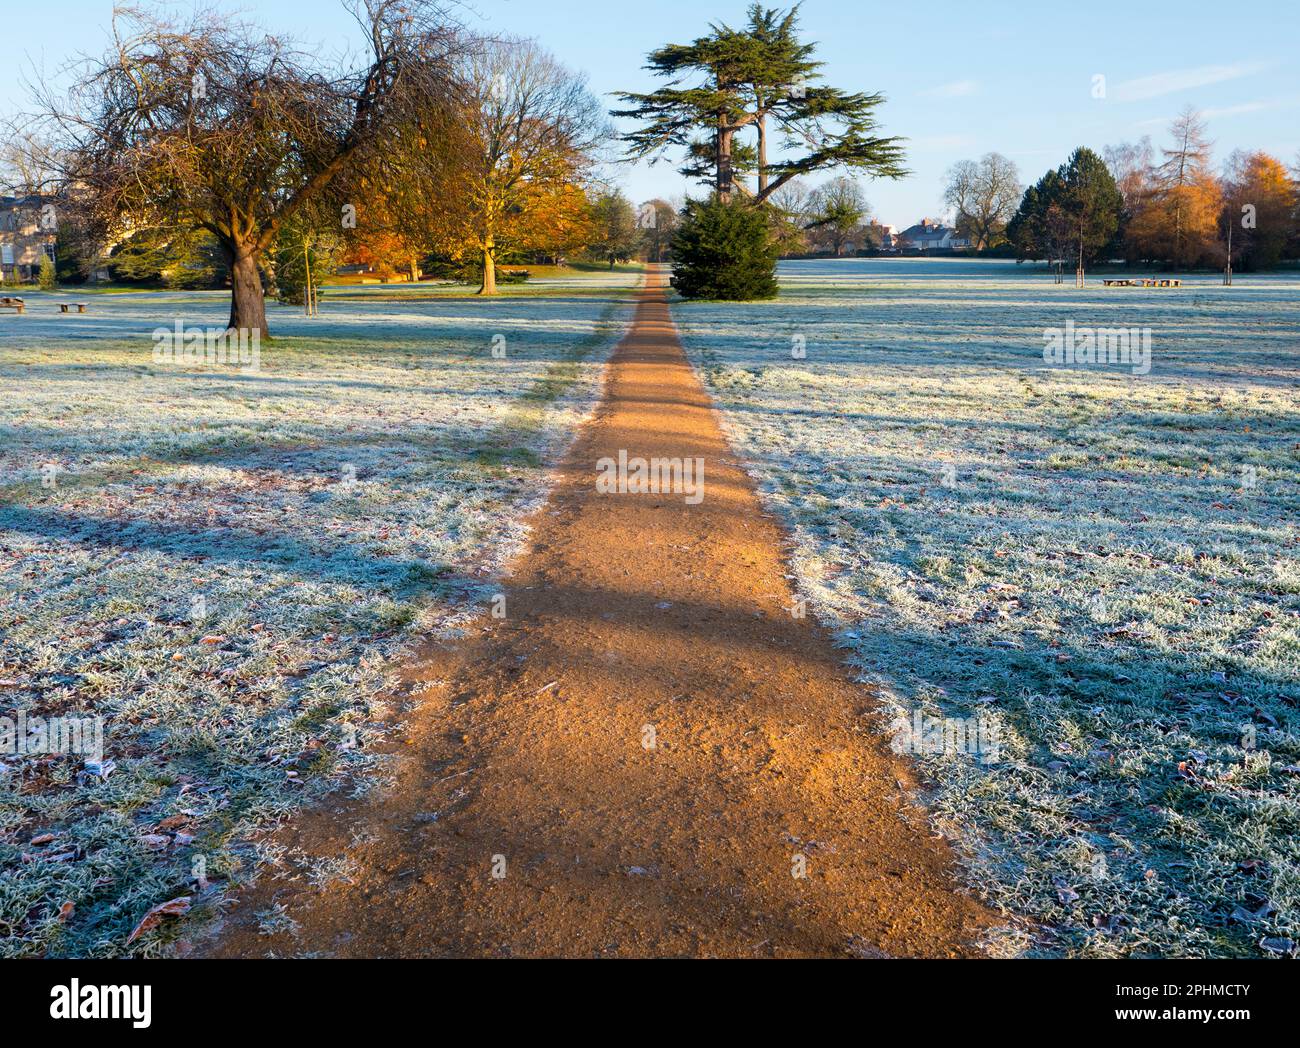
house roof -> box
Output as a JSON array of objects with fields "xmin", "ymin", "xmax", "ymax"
[{"xmin": 898, "ymin": 221, "xmax": 955, "ymax": 240}]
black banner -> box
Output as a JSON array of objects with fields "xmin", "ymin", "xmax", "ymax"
[{"xmin": 5, "ymin": 958, "xmax": 1289, "ymax": 1034}]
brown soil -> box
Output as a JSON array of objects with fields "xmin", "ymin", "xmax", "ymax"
[{"xmin": 201, "ymin": 266, "xmax": 993, "ymax": 958}]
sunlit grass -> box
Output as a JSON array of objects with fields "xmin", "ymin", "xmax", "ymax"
[
  {"xmin": 673, "ymin": 257, "xmax": 1300, "ymax": 958},
  {"xmin": 0, "ymin": 276, "xmax": 636, "ymax": 956}
]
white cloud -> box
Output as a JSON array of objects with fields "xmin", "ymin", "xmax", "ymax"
[
  {"xmin": 1133, "ymin": 94, "xmax": 1300, "ymax": 130},
  {"xmin": 922, "ymin": 80, "xmax": 978, "ymax": 98},
  {"xmin": 1111, "ymin": 62, "xmax": 1269, "ymax": 102},
  {"xmin": 1201, "ymin": 95, "xmax": 1300, "ymax": 120}
]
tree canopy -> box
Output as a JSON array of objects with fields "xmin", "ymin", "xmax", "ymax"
[{"xmin": 614, "ymin": 4, "xmax": 905, "ymax": 205}]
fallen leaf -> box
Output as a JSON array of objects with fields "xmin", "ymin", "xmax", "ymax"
[{"xmin": 126, "ymin": 896, "xmax": 192, "ymax": 944}]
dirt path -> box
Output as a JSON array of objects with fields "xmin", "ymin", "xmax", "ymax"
[{"xmin": 204, "ymin": 266, "xmax": 992, "ymax": 958}]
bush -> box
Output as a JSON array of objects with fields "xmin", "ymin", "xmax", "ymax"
[
  {"xmin": 670, "ymin": 195, "xmax": 778, "ymax": 301},
  {"xmin": 38, "ymin": 254, "xmax": 57, "ymax": 291},
  {"xmin": 107, "ymin": 229, "xmax": 226, "ymax": 288}
]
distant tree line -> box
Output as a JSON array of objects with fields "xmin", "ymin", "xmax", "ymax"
[
  {"xmin": 1007, "ymin": 107, "xmax": 1300, "ymax": 277},
  {"xmin": 772, "ymin": 108, "xmax": 1300, "ymax": 280}
]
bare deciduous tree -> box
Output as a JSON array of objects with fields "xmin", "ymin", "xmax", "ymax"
[
  {"xmin": 806, "ymin": 176, "xmax": 867, "ymax": 255},
  {"xmin": 31, "ymin": 1, "xmax": 462, "ymax": 336},
  {"xmin": 638, "ymin": 198, "xmax": 679, "ymax": 263},
  {"xmin": 1103, "ymin": 137, "xmax": 1155, "ymax": 211},
  {"xmin": 943, "ymin": 152, "xmax": 1021, "ymax": 250},
  {"xmin": 0, "ymin": 129, "xmax": 62, "ymax": 196}
]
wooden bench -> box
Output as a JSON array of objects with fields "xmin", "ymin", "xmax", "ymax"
[
  {"xmin": 59, "ymin": 302, "xmax": 89, "ymax": 314},
  {"xmin": 0, "ymin": 296, "xmax": 25, "ymax": 314},
  {"xmin": 1103, "ymin": 278, "xmax": 1181, "ymax": 288}
]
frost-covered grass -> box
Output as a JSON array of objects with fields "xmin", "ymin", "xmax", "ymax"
[
  {"xmin": 673, "ymin": 258, "xmax": 1300, "ymax": 958},
  {"xmin": 0, "ymin": 273, "xmax": 637, "ymax": 956}
]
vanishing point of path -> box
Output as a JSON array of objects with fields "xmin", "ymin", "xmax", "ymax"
[{"xmin": 205, "ymin": 266, "xmax": 993, "ymax": 958}]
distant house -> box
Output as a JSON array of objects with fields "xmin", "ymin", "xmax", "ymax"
[
  {"xmin": 895, "ymin": 219, "xmax": 969, "ymax": 252},
  {"xmin": 0, "ymin": 196, "xmax": 58, "ymax": 281},
  {"xmin": 865, "ymin": 222, "xmax": 900, "ymax": 251}
]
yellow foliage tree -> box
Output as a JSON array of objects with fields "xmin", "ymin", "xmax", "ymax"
[
  {"xmin": 1222, "ymin": 151, "xmax": 1296, "ymax": 270},
  {"xmin": 1156, "ymin": 107, "xmax": 1222, "ymax": 266},
  {"xmin": 434, "ymin": 39, "xmax": 608, "ymax": 293}
]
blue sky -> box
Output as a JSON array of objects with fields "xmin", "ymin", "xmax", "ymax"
[{"xmin": 4, "ymin": 0, "xmax": 1297, "ymax": 225}]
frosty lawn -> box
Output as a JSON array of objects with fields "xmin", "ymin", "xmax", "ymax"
[
  {"xmin": 0, "ymin": 274, "xmax": 637, "ymax": 956},
  {"xmin": 672, "ymin": 258, "xmax": 1300, "ymax": 958}
]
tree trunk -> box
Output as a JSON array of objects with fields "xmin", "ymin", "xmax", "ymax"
[
  {"xmin": 222, "ymin": 240, "xmax": 269, "ymax": 337},
  {"xmin": 1172, "ymin": 193, "xmax": 1184, "ymax": 266},
  {"xmin": 716, "ymin": 120, "xmax": 735, "ymax": 201},
  {"xmin": 757, "ymin": 110, "xmax": 768, "ymax": 196},
  {"xmin": 303, "ymin": 243, "xmax": 313, "ymax": 317},
  {"xmin": 479, "ymin": 244, "xmax": 497, "ymax": 295}
]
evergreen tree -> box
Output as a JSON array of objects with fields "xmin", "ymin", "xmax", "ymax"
[
  {"xmin": 671, "ymin": 195, "xmax": 778, "ymax": 300},
  {"xmin": 107, "ymin": 228, "xmax": 227, "ymax": 289},
  {"xmin": 1008, "ymin": 149, "xmax": 1121, "ymax": 281},
  {"xmin": 614, "ymin": 4, "xmax": 905, "ymax": 204},
  {"xmin": 1059, "ymin": 147, "xmax": 1123, "ymax": 279},
  {"xmin": 38, "ymin": 251, "xmax": 57, "ymax": 291}
]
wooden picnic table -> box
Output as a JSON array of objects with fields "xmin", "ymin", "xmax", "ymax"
[
  {"xmin": 59, "ymin": 302, "xmax": 89, "ymax": 313},
  {"xmin": 0, "ymin": 296, "xmax": 25, "ymax": 314}
]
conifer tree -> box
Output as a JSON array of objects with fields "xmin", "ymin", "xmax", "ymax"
[{"xmin": 614, "ymin": 4, "xmax": 905, "ymax": 205}]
